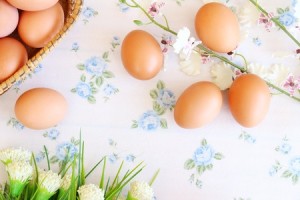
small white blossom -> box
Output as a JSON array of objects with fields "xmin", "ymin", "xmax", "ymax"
[
  {"xmin": 0, "ymin": 148, "xmax": 31, "ymax": 164},
  {"xmin": 78, "ymin": 184, "xmax": 105, "ymax": 200},
  {"xmin": 38, "ymin": 170, "xmax": 62, "ymax": 193},
  {"xmin": 179, "ymin": 51, "xmax": 202, "ymax": 76},
  {"xmin": 248, "ymin": 63, "xmax": 269, "ymax": 79},
  {"xmin": 128, "ymin": 181, "xmax": 154, "ymax": 200},
  {"xmin": 6, "ymin": 161, "xmax": 33, "ymax": 182},
  {"xmin": 210, "ymin": 62, "xmax": 234, "ymax": 90},
  {"xmin": 173, "ymin": 27, "xmax": 201, "ymax": 60},
  {"xmin": 268, "ymin": 64, "xmax": 290, "ymax": 86},
  {"xmin": 238, "ymin": 2, "xmax": 261, "ymax": 40},
  {"xmin": 60, "ymin": 174, "xmax": 72, "ymax": 190}
]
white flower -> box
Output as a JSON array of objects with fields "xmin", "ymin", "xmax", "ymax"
[
  {"xmin": 60, "ymin": 173, "xmax": 71, "ymax": 190},
  {"xmin": 173, "ymin": 27, "xmax": 201, "ymax": 60},
  {"xmin": 268, "ymin": 64, "xmax": 290, "ymax": 86},
  {"xmin": 210, "ymin": 62, "xmax": 234, "ymax": 90},
  {"xmin": 248, "ymin": 63, "xmax": 269, "ymax": 79},
  {"xmin": 128, "ymin": 181, "xmax": 154, "ymax": 200},
  {"xmin": 6, "ymin": 161, "xmax": 33, "ymax": 182},
  {"xmin": 38, "ymin": 170, "xmax": 62, "ymax": 193},
  {"xmin": 0, "ymin": 148, "xmax": 31, "ymax": 164},
  {"xmin": 78, "ymin": 184, "xmax": 105, "ymax": 200},
  {"xmin": 238, "ymin": 2, "xmax": 261, "ymax": 39},
  {"xmin": 179, "ymin": 51, "xmax": 201, "ymax": 76}
]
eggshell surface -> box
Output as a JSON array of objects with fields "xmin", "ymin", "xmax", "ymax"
[
  {"xmin": 15, "ymin": 88, "xmax": 68, "ymax": 130},
  {"xmin": 18, "ymin": 2, "xmax": 64, "ymax": 48},
  {"xmin": 121, "ymin": 30, "xmax": 163, "ymax": 80},
  {"xmin": 0, "ymin": 37, "xmax": 28, "ymax": 83},
  {"xmin": 0, "ymin": 0, "xmax": 19, "ymax": 38},
  {"xmin": 7, "ymin": 0, "xmax": 59, "ymax": 11},
  {"xmin": 174, "ymin": 81, "xmax": 223, "ymax": 129},
  {"xmin": 228, "ymin": 74, "xmax": 271, "ymax": 127},
  {"xmin": 195, "ymin": 2, "xmax": 240, "ymax": 53}
]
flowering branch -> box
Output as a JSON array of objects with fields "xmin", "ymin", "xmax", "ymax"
[
  {"xmin": 248, "ymin": 0, "xmax": 300, "ymax": 48},
  {"xmin": 120, "ymin": 0, "xmax": 300, "ymax": 102}
]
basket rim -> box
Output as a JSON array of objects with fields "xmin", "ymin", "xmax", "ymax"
[{"xmin": 0, "ymin": 0, "xmax": 83, "ymax": 95}]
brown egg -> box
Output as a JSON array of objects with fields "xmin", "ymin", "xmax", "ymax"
[
  {"xmin": 0, "ymin": 37, "xmax": 28, "ymax": 83},
  {"xmin": 7, "ymin": 0, "xmax": 59, "ymax": 11},
  {"xmin": 195, "ymin": 2, "xmax": 240, "ymax": 53},
  {"xmin": 0, "ymin": 0, "xmax": 19, "ymax": 38},
  {"xmin": 228, "ymin": 74, "xmax": 271, "ymax": 127},
  {"xmin": 15, "ymin": 88, "xmax": 68, "ymax": 130},
  {"xmin": 121, "ymin": 30, "xmax": 163, "ymax": 80},
  {"xmin": 18, "ymin": 2, "xmax": 64, "ymax": 48},
  {"xmin": 174, "ymin": 81, "xmax": 223, "ymax": 129}
]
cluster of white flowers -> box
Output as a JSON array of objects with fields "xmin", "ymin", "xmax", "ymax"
[
  {"xmin": 128, "ymin": 181, "xmax": 154, "ymax": 200},
  {"xmin": 6, "ymin": 161, "xmax": 33, "ymax": 183},
  {"xmin": 77, "ymin": 184, "xmax": 105, "ymax": 200},
  {"xmin": 38, "ymin": 170, "xmax": 62, "ymax": 194},
  {"xmin": 0, "ymin": 147, "xmax": 31, "ymax": 164}
]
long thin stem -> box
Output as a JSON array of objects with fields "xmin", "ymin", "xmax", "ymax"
[
  {"xmin": 124, "ymin": 0, "xmax": 300, "ymax": 102},
  {"xmin": 248, "ymin": 0, "xmax": 300, "ymax": 48}
]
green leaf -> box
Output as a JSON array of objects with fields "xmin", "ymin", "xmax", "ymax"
[
  {"xmin": 131, "ymin": 120, "xmax": 138, "ymax": 128},
  {"xmin": 119, "ymin": 0, "xmax": 126, "ymax": 3},
  {"xmin": 292, "ymin": 175, "xmax": 299, "ymax": 184},
  {"xmin": 184, "ymin": 159, "xmax": 195, "ymax": 170},
  {"xmin": 157, "ymin": 80, "xmax": 165, "ymax": 90},
  {"xmin": 71, "ymin": 88, "xmax": 77, "ymax": 93},
  {"xmin": 160, "ymin": 118, "xmax": 168, "ymax": 129},
  {"xmin": 206, "ymin": 164, "xmax": 213, "ymax": 170},
  {"xmin": 91, "ymin": 87, "xmax": 98, "ymax": 94},
  {"xmin": 80, "ymin": 74, "xmax": 86, "ymax": 82},
  {"xmin": 88, "ymin": 96, "xmax": 96, "ymax": 104},
  {"xmin": 153, "ymin": 101, "xmax": 165, "ymax": 115},
  {"xmin": 96, "ymin": 77, "xmax": 103, "ymax": 87},
  {"xmin": 285, "ymin": 7, "xmax": 289, "ymax": 12},
  {"xmin": 133, "ymin": 20, "xmax": 143, "ymax": 26},
  {"xmin": 150, "ymin": 89, "xmax": 158, "ymax": 99},
  {"xmin": 201, "ymin": 139, "xmax": 207, "ymax": 146},
  {"xmin": 197, "ymin": 165, "xmax": 206, "ymax": 175},
  {"xmin": 102, "ymin": 51, "xmax": 109, "ymax": 60},
  {"xmin": 282, "ymin": 170, "xmax": 292, "ymax": 178},
  {"xmin": 277, "ymin": 8, "xmax": 285, "ymax": 14},
  {"xmin": 214, "ymin": 153, "xmax": 224, "ymax": 160},
  {"xmin": 76, "ymin": 64, "xmax": 85, "ymax": 70},
  {"xmin": 103, "ymin": 71, "xmax": 114, "ymax": 78}
]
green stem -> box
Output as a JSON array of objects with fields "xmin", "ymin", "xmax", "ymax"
[
  {"xmin": 126, "ymin": 0, "xmax": 300, "ymax": 102},
  {"xmin": 248, "ymin": 0, "xmax": 300, "ymax": 48},
  {"xmin": 130, "ymin": 0, "xmax": 177, "ymax": 35}
]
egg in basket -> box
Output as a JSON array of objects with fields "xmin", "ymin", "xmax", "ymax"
[{"xmin": 0, "ymin": 0, "xmax": 82, "ymax": 95}]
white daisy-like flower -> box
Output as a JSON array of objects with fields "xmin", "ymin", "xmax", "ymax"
[
  {"xmin": 238, "ymin": 2, "xmax": 261, "ymax": 39},
  {"xmin": 248, "ymin": 63, "xmax": 269, "ymax": 79},
  {"xmin": 268, "ymin": 64, "xmax": 290, "ymax": 86},
  {"xmin": 127, "ymin": 181, "xmax": 154, "ymax": 200},
  {"xmin": 6, "ymin": 161, "xmax": 33, "ymax": 197},
  {"xmin": 0, "ymin": 148, "xmax": 31, "ymax": 165},
  {"xmin": 6, "ymin": 161, "xmax": 33, "ymax": 182},
  {"xmin": 210, "ymin": 62, "xmax": 234, "ymax": 90},
  {"xmin": 37, "ymin": 170, "xmax": 62, "ymax": 195},
  {"xmin": 77, "ymin": 184, "xmax": 105, "ymax": 200},
  {"xmin": 173, "ymin": 27, "xmax": 201, "ymax": 60},
  {"xmin": 179, "ymin": 51, "xmax": 201, "ymax": 76},
  {"xmin": 60, "ymin": 173, "xmax": 72, "ymax": 190}
]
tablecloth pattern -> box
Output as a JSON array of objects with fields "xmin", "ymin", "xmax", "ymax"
[{"xmin": 1, "ymin": 0, "xmax": 300, "ymax": 199}]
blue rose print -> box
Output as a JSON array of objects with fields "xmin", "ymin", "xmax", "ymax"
[
  {"xmin": 278, "ymin": 143, "xmax": 292, "ymax": 154},
  {"xmin": 108, "ymin": 153, "xmax": 119, "ymax": 163},
  {"xmin": 43, "ymin": 128, "xmax": 60, "ymax": 140},
  {"xmin": 279, "ymin": 11, "xmax": 296, "ymax": 26},
  {"xmin": 56, "ymin": 142, "xmax": 78, "ymax": 161},
  {"xmin": 35, "ymin": 151, "xmax": 45, "ymax": 163},
  {"xmin": 76, "ymin": 82, "xmax": 92, "ymax": 98},
  {"xmin": 7, "ymin": 117, "xmax": 24, "ymax": 130},
  {"xmin": 71, "ymin": 42, "xmax": 79, "ymax": 52},
  {"xmin": 138, "ymin": 111, "xmax": 160, "ymax": 131},
  {"xmin": 193, "ymin": 145, "xmax": 215, "ymax": 167},
  {"xmin": 103, "ymin": 84, "xmax": 119, "ymax": 96},
  {"xmin": 82, "ymin": 7, "xmax": 98, "ymax": 23},
  {"xmin": 125, "ymin": 154, "xmax": 136, "ymax": 163},
  {"xmin": 85, "ymin": 57, "xmax": 107, "ymax": 76},
  {"xmin": 157, "ymin": 89, "xmax": 176, "ymax": 110},
  {"xmin": 289, "ymin": 157, "xmax": 300, "ymax": 176},
  {"xmin": 184, "ymin": 139, "xmax": 224, "ymax": 188},
  {"xmin": 239, "ymin": 131, "xmax": 256, "ymax": 144}
]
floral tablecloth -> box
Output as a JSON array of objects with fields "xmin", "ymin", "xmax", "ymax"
[{"xmin": 1, "ymin": 0, "xmax": 300, "ymax": 199}]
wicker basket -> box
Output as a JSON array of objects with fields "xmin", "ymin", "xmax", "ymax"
[{"xmin": 0, "ymin": 0, "xmax": 82, "ymax": 95}]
